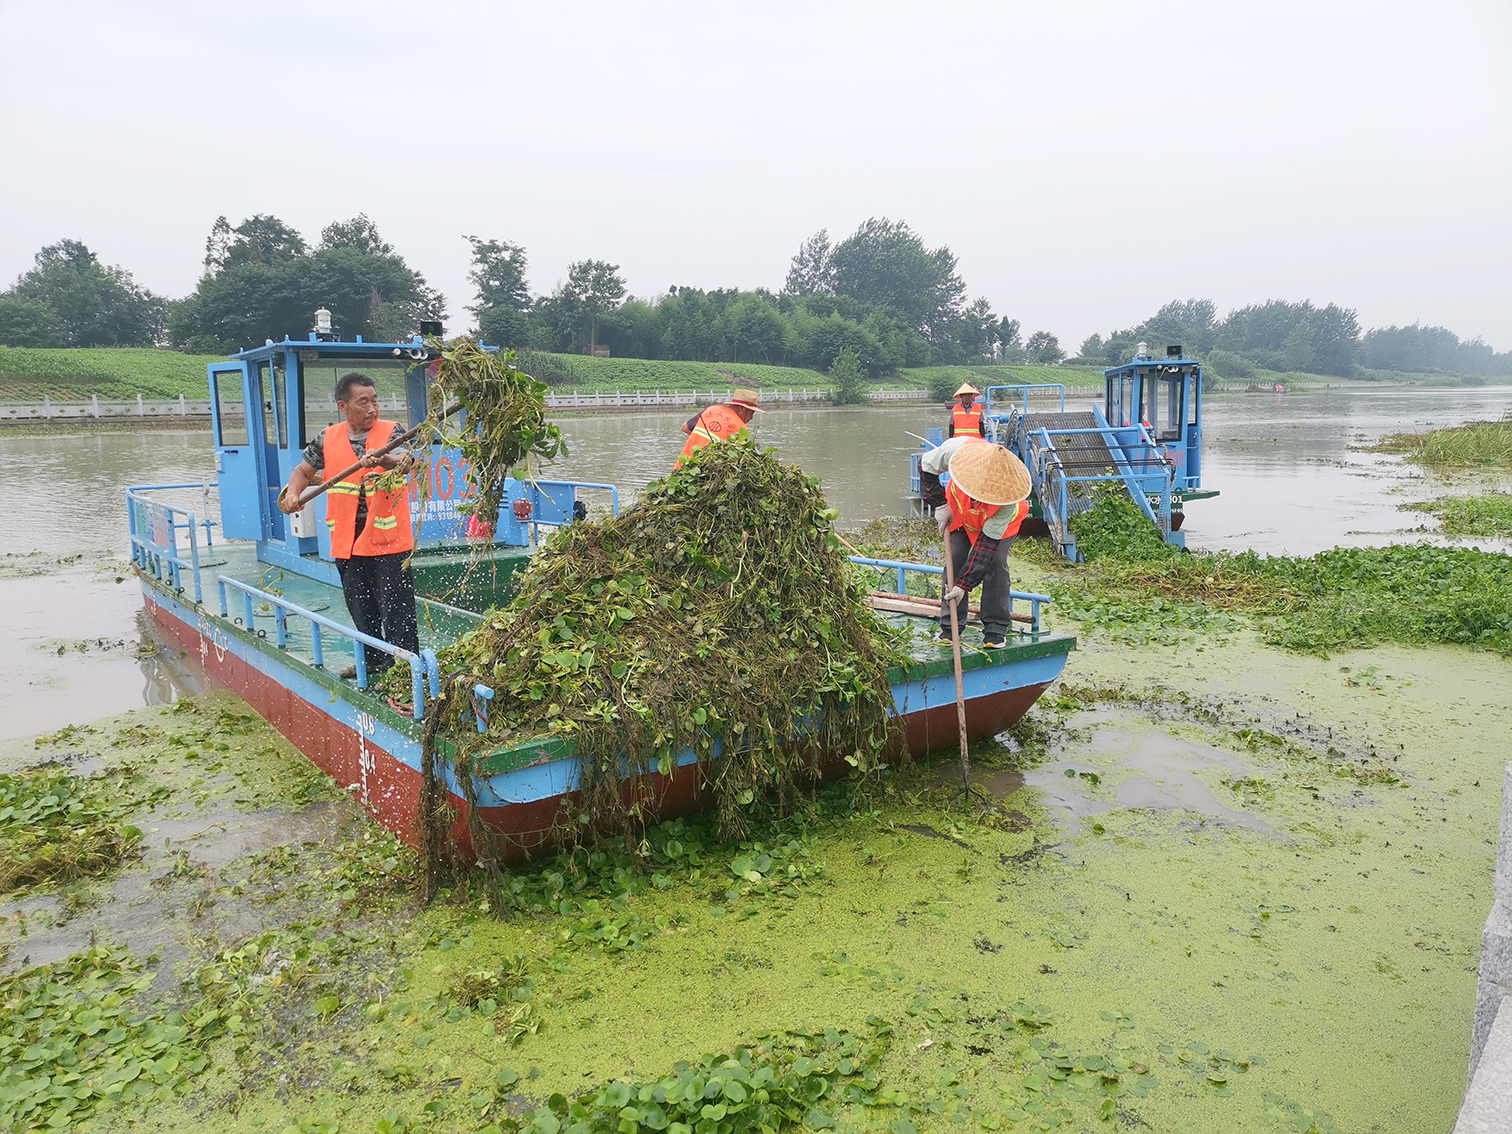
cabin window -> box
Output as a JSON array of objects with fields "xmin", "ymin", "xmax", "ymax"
[
  {"xmin": 213, "ymin": 370, "xmax": 248, "ymax": 446},
  {"xmin": 270, "ymin": 359, "xmax": 289, "ymax": 447},
  {"xmin": 1159, "ymin": 373, "xmax": 1182, "ymax": 441},
  {"xmin": 256, "ymin": 362, "xmax": 278, "ymax": 448},
  {"xmin": 1189, "ymin": 372, "xmax": 1201, "ymax": 426},
  {"xmin": 296, "ymin": 356, "xmax": 420, "ymax": 447}
]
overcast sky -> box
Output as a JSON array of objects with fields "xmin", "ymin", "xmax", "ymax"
[{"xmin": 2, "ymin": 0, "xmax": 1509, "ymax": 349}]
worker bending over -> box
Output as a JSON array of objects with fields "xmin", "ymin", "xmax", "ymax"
[
  {"xmin": 947, "ymin": 383, "xmax": 983, "ymax": 438},
  {"xmin": 278, "ymin": 372, "xmax": 420, "ymax": 684},
  {"xmin": 918, "ymin": 437, "xmax": 1032, "ymax": 648},
  {"xmin": 675, "ymin": 388, "xmax": 765, "ymax": 468}
]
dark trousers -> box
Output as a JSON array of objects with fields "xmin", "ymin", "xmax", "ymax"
[
  {"xmin": 939, "ymin": 529, "xmax": 1015, "ymax": 636},
  {"xmin": 335, "ymin": 552, "xmax": 420, "ymax": 672}
]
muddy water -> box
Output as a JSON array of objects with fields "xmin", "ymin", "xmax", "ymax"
[{"xmin": 0, "ymin": 386, "xmax": 1506, "ymax": 732}]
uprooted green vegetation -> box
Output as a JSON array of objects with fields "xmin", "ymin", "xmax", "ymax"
[
  {"xmin": 1404, "ymin": 492, "xmax": 1512, "ymax": 539},
  {"xmin": 418, "ymin": 440, "xmax": 906, "ymax": 866},
  {"xmin": 0, "ymin": 763, "xmax": 168, "ymax": 895},
  {"xmin": 1068, "ymin": 493, "xmax": 1178, "ymax": 563},
  {"xmin": 1372, "ymin": 415, "xmax": 1512, "ymax": 468},
  {"xmin": 412, "ymin": 339, "xmax": 565, "ymax": 525}
]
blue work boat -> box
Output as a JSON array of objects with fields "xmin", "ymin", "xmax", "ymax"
[{"xmin": 129, "ymin": 327, "xmax": 1075, "ymax": 860}]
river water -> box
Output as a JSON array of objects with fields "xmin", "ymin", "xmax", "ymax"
[{"xmin": 0, "ymin": 386, "xmax": 1507, "ymax": 739}]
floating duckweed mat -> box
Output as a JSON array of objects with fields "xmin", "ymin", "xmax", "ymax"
[{"xmin": 419, "ymin": 440, "xmax": 906, "ymax": 874}]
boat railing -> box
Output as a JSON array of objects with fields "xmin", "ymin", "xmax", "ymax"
[
  {"xmin": 984, "ymin": 384, "xmax": 1067, "ymax": 420},
  {"xmin": 126, "ymin": 483, "xmax": 210, "ymax": 604},
  {"xmin": 847, "ymin": 555, "xmax": 1051, "ymax": 632},
  {"xmin": 215, "ymin": 575, "xmax": 440, "ymax": 718}
]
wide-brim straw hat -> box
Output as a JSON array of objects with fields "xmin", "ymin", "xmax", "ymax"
[
  {"xmin": 952, "ymin": 383, "xmax": 980, "ymax": 398},
  {"xmin": 948, "ymin": 442, "xmax": 1032, "ymax": 506},
  {"xmin": 729, "ymin": 388, "xmax": 766, "ymax": 413}
]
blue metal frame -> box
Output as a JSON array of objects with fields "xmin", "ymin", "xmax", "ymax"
[
  {"xmin": 127, "ymin": 484, "xmax": 206, "ymax": 603},
  {"xmin": 215, "ymin": 574, "xmax": 437, "ymax": 714},
  {"xmin": 847, "ymin": 555, "xmax": 1052, "ymax": 632}
]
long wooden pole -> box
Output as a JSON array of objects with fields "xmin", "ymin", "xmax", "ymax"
[
  {"xmin": 296, "ymin": 401, "xmax": 464, "ymax": 506},
  {"xmin": 941, "ymin": 529, "xmax": 973, "ymax": 796}
]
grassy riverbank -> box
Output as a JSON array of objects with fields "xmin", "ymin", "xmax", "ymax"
[
  {"xmin": 0, "ymin": 346, "xmax": 1094, "ymax": 403},
  {"xmin": 0, "ymin": 347, "xmax": 225, "ymax": 400}
]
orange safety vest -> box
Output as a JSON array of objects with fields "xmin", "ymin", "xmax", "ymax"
[
  {"xmin": 946, "ymin": 479, "xmax": 1028, "ymax": 546},
  {"xmin": 952, "ymin": 402, "xmax": 983, "ymax": 438},
  {"xmin": 322, "ymin": 420, "xmax": 414, "ymax": 559},
  {"xmin": 675, "ymin": 404, "xmax": 748, "ymax": 468}
]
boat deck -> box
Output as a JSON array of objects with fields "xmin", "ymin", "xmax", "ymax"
[{"xmin": 185, "ymin": 540, "xmax": 1070, "ymax": 700}]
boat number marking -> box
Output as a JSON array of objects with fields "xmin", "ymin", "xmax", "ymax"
[
  {"xmin": 196, "ymin": 615, "xmax": 228, "ymax": 665},
  {"xmin": 354, "ymin": 711, "xmax": 377, "ymax": 805}
]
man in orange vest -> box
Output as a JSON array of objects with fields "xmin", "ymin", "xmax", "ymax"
[
  {"xmin": 674, "ymin": 388, "xmax": 765, "ymax": 468},
  {"xmin": 947, "ymin": 383, "xmax": 984, "ymax": 439},
  {"xmin": 278, "ymin": 372, "xmax": 420, "ymax": 679},
  {"xmin": 917, "ymin": 436, "xmax": 1032, "ymax": 648}
]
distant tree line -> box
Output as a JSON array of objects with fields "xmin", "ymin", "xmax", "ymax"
[
  {"xmin": 2, "ymin": 219, "xmax": 1507, "ymax": 381},
  {"xmin": 1074, "ymin": 298, "xmax": 1512, "ymax": 378},
  {"xmin": 469, "ymin": 218, "xmax": 1055, "ymax": 375}
]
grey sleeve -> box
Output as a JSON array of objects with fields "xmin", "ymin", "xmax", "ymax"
[
  {"xmin": 982, "ymin": 508, "xmax": 1013, "ymax": 540},
  {"xmin": 301, "ymin": 436, "xmax": 324, "ymax": 471}
]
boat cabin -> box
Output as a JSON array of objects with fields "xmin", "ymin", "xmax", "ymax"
[
  {"xmin": 1102, "ymin": 343, "xmax": 1205, "ymax": 492},
  {"xmin": 204, "ymin": 318, "xmax": 615, "ymax": 609}
]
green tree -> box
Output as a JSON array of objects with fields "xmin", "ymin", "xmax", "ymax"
[
  {"xmin": 9, "ymin": 239, "xmax": 165, "ymax": 347},
  {"xmin": 1282, "ymin": 322, "xmax": 1314, "ymax": 371},
  {"xmin": 561, "ymin": 259, "xmax": 626, "ymax": 352},
  {"xmin": 830, "ymin": 346, "xmax": 867, "ymax": 405},
  {"xmin": 465, "ymin": 235, "xmax": 533, "ymax": 348},
  {"xmin": 319, "ymin": 214, "xmax": 392, "ymax": 256},
  {"xmin": 0, "ymin": 295, "xmax": 66, "ymax": 347},
  {"xmin": 783, "ymin": 230, "xmax": 832, "ymax": 296},
  {"xmin": 170, "ymin": 215, "xmax": 443, "ymax": 352},
  {"xmin": 1025, "ymin": 330, "xmax": 1064, "ymax": 364},
  {"xmin": 824, "ymin": 218, "xmax": 966, "ymax": 345}
]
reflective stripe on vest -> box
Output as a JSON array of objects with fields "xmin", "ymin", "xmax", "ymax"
[
  {"xmin": 675, "ymin": 404, "xmax": 747, "ymax": 468},
  {"xmin": 945, "ymin": 482, "xmax": 1029, "ymax": 546},
  {"xmin": 952, "ymin": 403, "xmax": 983, "ymax": 437},
  {"xmin": 321, "ymin": 420, "xmax": 414, "ymax": 559}
]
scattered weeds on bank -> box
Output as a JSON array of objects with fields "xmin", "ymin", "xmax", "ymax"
[
  {"xmin": 0, "ymin": 764, "xmax": 166, "ymax": 895},
  {"xmin": 1404, "ymin": 492, "xmax": 1512, "ymax": 539},
  {"xmin": 1371, "ymin": 415, "xmax": 1512, "ymax": 468}
]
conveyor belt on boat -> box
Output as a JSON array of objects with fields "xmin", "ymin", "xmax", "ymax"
[{"xmin": 1020, "ymin": 411, "xmax": 1114, "ymax": 517}]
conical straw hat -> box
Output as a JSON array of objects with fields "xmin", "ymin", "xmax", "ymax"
[
  {"xmin": 948, "ymin": 441, "xmax": 1032, "ymax": 506},
  {"xmin": 952, "ymin": 383, "xmax": 980, "ymax": 398}
]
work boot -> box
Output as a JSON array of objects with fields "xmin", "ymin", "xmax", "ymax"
[
  {"xmin": 937, "ymin": 626, "xmax": 953, "ymax": 643},
  {"xmin": 982, "ymin": 632, "xmax": 1007, "ymax": 649}
]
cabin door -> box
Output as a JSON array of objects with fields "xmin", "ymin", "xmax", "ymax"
[{"xmin": 209, "ymin": 362, "xmax": 262, "ymax": 540}]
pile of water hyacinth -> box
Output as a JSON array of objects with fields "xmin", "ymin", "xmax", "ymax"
[{"xmin": 418, "ymin": 439, "xmax": 908, "ymax": 867}]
